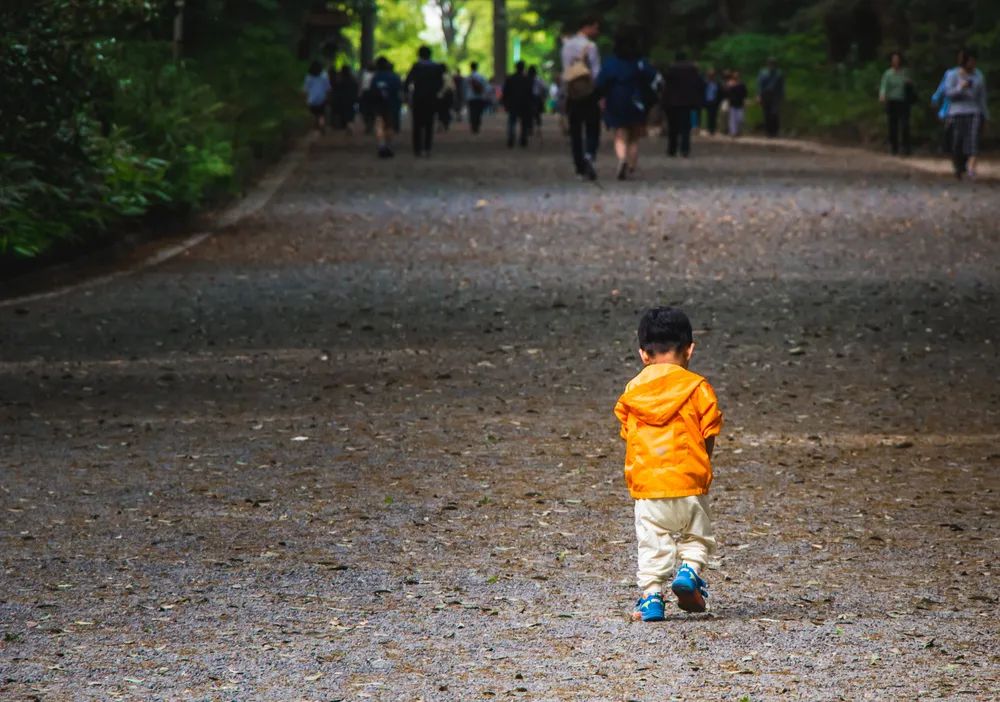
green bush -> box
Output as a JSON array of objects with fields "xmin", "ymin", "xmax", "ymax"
[{"xmin": 0, "ymin": 0, "xmax": 307, "ymax": 262}]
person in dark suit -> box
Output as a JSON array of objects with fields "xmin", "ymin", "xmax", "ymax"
[
  {"xmin": 405, "ymin": 46, "xmax": 445, "ymax": 156},
  {"xmin": 502, "ymin": 61, "xmax": 535, "ymax": 148},
  {"xmin": 662, "ymin": 52, "xmax": 704, "ymax": 157}
]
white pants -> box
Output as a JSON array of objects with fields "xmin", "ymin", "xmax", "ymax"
[
  {"xmin": 728, "ymin": 107, "xmax": 745, "ymax": 136},
  {"xmin": 635, "ymin": 495, "xmax": 716, "ymax": 592}
]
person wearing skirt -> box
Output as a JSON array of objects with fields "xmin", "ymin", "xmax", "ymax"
[{"xmin": 945, "ymin": 49, "xmax": 989, "ymax": 179}]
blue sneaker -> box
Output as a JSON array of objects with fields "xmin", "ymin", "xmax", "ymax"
[
  {"xmin": 671, "ymin": 564, "xmax": 709, "ymax": 612},
  {"xmin": 633, "ymin": 592, "xmax": 665, "ymax": 622}
]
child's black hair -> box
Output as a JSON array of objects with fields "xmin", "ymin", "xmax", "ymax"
[{"xmin": 637, "ymin": 307, "xmax": 693, "ymax": 355}]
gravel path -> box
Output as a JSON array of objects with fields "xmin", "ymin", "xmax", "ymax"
[{"xmin": 2, "ymin": 120, "xmax": 998, "ymax": 701}]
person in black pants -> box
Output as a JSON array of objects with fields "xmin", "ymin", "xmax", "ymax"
[
  {"xmin": 662, "ymin": 51, "xmax": 704, "ymax": 157},
  {"xmin": 560, "ymin": 16, "xmax": 602, "ymax": 179},
  {"xmin": 405, "ymin": 46, "xmax": 445, "ymax": 156},
  {"xmin": 502, "ymin": 61, "xmax": 534, "ymax": 147}
]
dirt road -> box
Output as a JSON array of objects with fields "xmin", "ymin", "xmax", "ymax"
[{"xmin": 2, "ymin": 121, "xmax": 998, "ymax": 701}]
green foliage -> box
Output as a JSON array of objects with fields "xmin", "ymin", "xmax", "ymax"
[{"xmin": 1, "ymin": 0, "xmax": 307, "ymax": 261}]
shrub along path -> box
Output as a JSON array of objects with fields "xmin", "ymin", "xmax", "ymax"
[{"xmin": 1, "ymin": 120, "xmax": 998, "ymax": 701}]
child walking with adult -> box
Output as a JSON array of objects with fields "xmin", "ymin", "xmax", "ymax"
[
  {"xmin": 302, "ymin": 60, "xmax": 331, "ymax": 133},
  {"xmin": 595, "ymin": 29, "xmax": 658, "ymax": 180},
  {"xmin": 615, "ymin": 307, "xmax": 723, "ymax": 621},
  {"xmin": 945, "ymin": 49, "xmax": 989, "ymax": 179}
]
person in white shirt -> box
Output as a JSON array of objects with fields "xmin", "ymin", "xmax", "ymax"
[
  {"xmin": 465, "ymin": 61, "xmax": 492, "ymax": 134},
  {"xmin": 560, "ymin": 16, "xmax": 602, "ymax": 180}
]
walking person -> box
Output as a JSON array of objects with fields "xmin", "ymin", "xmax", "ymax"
[
  {"xmin": 945, "ymin": 49, "xmax": 989, "ymax": 179},
  {"xmin": 879, "ymin": 52, "xmax": 914, "ymax": 155},
  {"xmin": 370, "ymin": 57, "xmax": 402, "ymax": 158},
  {"xmin": 560, "ymin": 15, "xmax": 602, "ymax": 180},
  {"xmin": 452, "ymin": 69, "xmax": 466, "ymax": 123},
  {"xmin": 502, "ymin": 61, "xmax": 534, "ymax": 148},
  {"xmin": 757, "ymin": 57, "xmax": 784, "ymax": 137},
  {"xmin": 662, "ymin": 52, "xmax": 704, "ymax": 157},
  {"xmin": 933, "ymin": 49, "xmax": 982, "ymax": 155},
  {"xmin": 405, "ymin": 46, "xmax": 445, "ymax": 157},
  {"xmin": 302, "ymin": 60, "xmax": 331, "ymax": 133},
  {"xmin": 438, "ymin": 66, "xmax": 455, "ymax": 132},
  {"xmin": 358, "ymin": 62, "xmax": 377, "ymax": 134},
  {"xmin": 595, "ymin": 28, "xmax": 658, "ymax": 180},
  {"xmin": 725, "ymin": 71, "xmax": 748, "ymax": 137},
  {"xmin": 465, "ymin": 61, "xmax": 491, "ymax": 134},
  {"xmin": 331, "ymin": 65, "xmax": 359, "ymax": 133},
  {"xmin": 702, "ymin": 68, "xmax": 723, "ymax": 135},
  {"xmin": 528, "ymin": 65, "xmax": 547, "ymax": 131}
]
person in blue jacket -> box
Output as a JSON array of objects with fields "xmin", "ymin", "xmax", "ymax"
[
  {"xmin": 370, "ymin": 57, "xmax": 403, "ymax": 158},
  {"xmin": 596, "ymin": 29, "xmax": 659, "ymax": 181}
]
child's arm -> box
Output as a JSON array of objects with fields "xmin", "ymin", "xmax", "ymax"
[
  {"xmin": 693, "ymin": 382, "xmax": 723, "ymax": 450},
  {"xmin": 614, "ymin": 400, "xmax": 629, "ymax": 440}
]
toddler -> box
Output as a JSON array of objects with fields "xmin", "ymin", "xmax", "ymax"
[{"xmin": 614, "ymin": 307, "xmax": 723, "ymax": 620}]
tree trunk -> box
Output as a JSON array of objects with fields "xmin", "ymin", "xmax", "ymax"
[
  {"xmin": 493, "ymin": 0, "xmax": 507, "ymax": 81},
  {"xmin": 360, "ymin": 0, "xmax": 375, "ymax": 68}
]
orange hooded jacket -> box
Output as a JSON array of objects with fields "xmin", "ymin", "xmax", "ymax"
[{"xmin": 614, "ymin": 363, "xmax": 723, "ymax": 499}]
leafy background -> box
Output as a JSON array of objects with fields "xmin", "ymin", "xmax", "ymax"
[{"xmin": 2, "ymin": 0, "xmax": 997, "ymax": 263}]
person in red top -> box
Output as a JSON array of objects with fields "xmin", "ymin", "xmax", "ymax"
[{"xmin": 615, "ymin": 307, "xmax": 723, "ymax": 620}]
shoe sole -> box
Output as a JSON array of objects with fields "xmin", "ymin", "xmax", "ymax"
[{"xmin": 671, "ymin": 583, "xmax": 706, "ymax": 612}]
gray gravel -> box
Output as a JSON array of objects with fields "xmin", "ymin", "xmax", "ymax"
[{"xmin": 1, "ymin": 121, "xmax": 998, "ymax": 701}]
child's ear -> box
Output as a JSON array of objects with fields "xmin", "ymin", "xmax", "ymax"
[
  {"xmin": 638, "ymin": 348, "xmax": 651, "ymax": 365},
  {"xmin": 685, "ymin": 342, "xmax": 695, "ymax": 362}
]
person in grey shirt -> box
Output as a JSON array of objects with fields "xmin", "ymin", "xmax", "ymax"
[
  {"xmin": 945, "ymin": 48, "xmax": 989, "ymax": 179},
  {"xmin": 560, "ymin": 15, "xmax": 602, "ymax": 180}
]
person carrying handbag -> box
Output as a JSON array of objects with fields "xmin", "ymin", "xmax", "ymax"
[{"xmin": 560, "ymin": 16, "xmax": 602, "ymax": 180}]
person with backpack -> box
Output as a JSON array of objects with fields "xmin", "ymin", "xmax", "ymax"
[
  {"xmin": 560, "ymin": 15, "xmax": 602, "ymax": 180},
  {"xmin": 302, "ymin": 60, "xmax": 331, "ymax": 133},
  {"xmin": 757, "ymin": 57, "xmax": 785, "ymax": 138},
  {"xmin": 502, "ymin": 61, "xmax": 535, "ymax": 148},
  {"xmin": 465, "ymin": 61, "xmax": 491, "ymax": 135},
  {"xmin": 405, "ymin": 46, "xmax": 446, "ymax": 157},
  {"xmin": 596, "ymin": 28, "xmax": 659, "ymax": 180},
  {"xmin": 370, "ymin": 57, "xmax": 402, "ymax": 158}
]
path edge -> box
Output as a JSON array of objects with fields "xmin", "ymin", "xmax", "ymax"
[{"xmin": 0, "ymin": 132, "xmax": 316, "ymax": 309}]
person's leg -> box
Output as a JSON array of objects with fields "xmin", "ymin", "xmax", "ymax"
[
  {"xmin": 519, "ymin": 112, "xmax": 530, "ymax": 147},
  {"xmin": 412, "ymin": 107, "xmax": 424, "ymax": 155},
  {"xmin": 900, "ymin": 103, "xmax": 911, "ymax": 156},
  {"xmin": 626, "ymin": 126, "xmax": 640, "ymax": 170},
  {"xmin": 967, "ymin": 114, "xmax": 980, "ymax": 176},
  {"xmin": 666, "ymin": 107, "xmax": 679, "ymax": 155},
  {"xmin": 422, "ymin": 103, "xmax": 435, "ymax": 153},
  {"xmin": 614, "ymin": 128, "xmax": 627, "ymax": 165},
  {"xmin": 567, "ymin": 101, "xmax": 585, "ymax": 173},
  {"xmin": 887, "ymin": 102, "xmax": 900, "ymax": 155},
  {"xmin": 507, "ymin": 111, "xmax": 516, "ymax": 147},
  {"xmin": 707, "ymin": 105, "xmax": 718, "ymax": 134},
  {"xmin": 634, "ymin": 500, "xmax": 679, "ymax": 596},
  {"xmin": 675, "ymin": 495, "xmax": 717, "ymax": 574},
  {"xmin": 952, "ymin": 115, "xmax": 967, "ymax": 177},
  {"xmin": 680, "ymin": 109, "xmax": 692, "ymax": 156},
  {"xmin": 583, "ymin": 99, "xmax": 600, "ymax": 162}
]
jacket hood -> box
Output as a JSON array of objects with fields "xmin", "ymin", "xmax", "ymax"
[{"xmin": 619, "ymin": 363, "xmax": 705, "ymax": 427}]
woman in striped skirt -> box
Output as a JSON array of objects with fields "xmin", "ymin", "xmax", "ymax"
[{"xmin": 945, "ymin": 49, "xmax": 989, "ymax": 179}]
